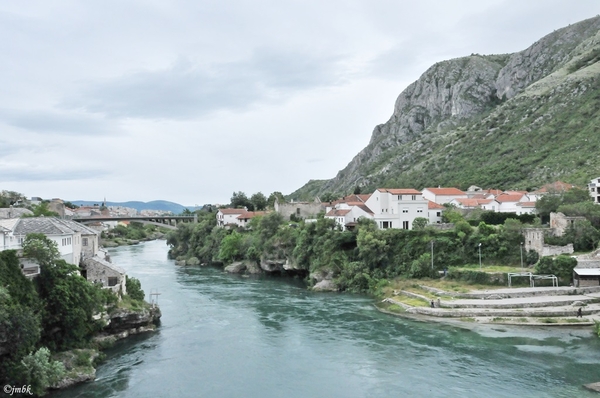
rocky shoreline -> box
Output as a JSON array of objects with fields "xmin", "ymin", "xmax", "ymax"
[{"xmin": 51, "ymin": 305, "xmax": 161, "ymax": 391}]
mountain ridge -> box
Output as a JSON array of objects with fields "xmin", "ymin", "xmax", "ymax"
[
  {"xmin": 71, "ymin": 200, "xmax": 195, "ymax": 213},
  {"xmin": 290, "ymin": 15, "xmax": 600, "ymax": 200}
]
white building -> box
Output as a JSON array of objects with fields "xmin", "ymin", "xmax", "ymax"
[
  {"xmin": 427, "ymin": 201, "xmax": 445, "ymax": 224},
  {"xmin": 365, "ymin": 189, "xmax": 429, "ymax": 230},
  {"xmin": 422, "ymin": 187, "xmax": 468, "ymax": 205},
  {"xmin": 324, "ymin": 199, "xmax": 374, "ymax": 231},
  {"xmin": 589, "ymin": 177, "xmax": 600, "ymax": 204},
  {"xmin": 216, "ymin": 208, "xmax": 247, "ymax": 227}
]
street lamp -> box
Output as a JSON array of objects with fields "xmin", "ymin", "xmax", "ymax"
[
  {"xmin": 431, "ymin": 240, "xmax": 434, "ymax": 271},
  {"xmin": 478, "ymin": 243, "xmax": 482, "ymax": 270},
  {"xmin": 520, "ymin": 242, "xmax": 524, "ymax": 269}
]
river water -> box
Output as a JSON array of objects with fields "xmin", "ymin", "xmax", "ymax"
[{"xmin": 52, "ymin": 240, "xmax": 600, "ymax": 398}]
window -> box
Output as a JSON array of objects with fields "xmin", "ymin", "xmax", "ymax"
[
  {"xmin": 417, "ymin": 208, "xmax": 423, "ymax": 213},
  {"xmin": 437, "ymin": 212, "xmax": 441, "ymax": 216},
  {"xmin": 296, "ymin": 208, "xmax": 300, "ymax": 215},
  {"xmin": 83, "ymin": 238, "xmax": 88, "ymax": 246},
  {"xmin": 108, "ymin": 277, "xmax": 118, "ymax": 287},
  {"xmin": 402, "ymin": 221, "xmax": 409, "ymax": 229},
  {"xmin": 402, "ymin": 208, "xmax": 408, "ymax": 213},
  {"xmin": 381, "ymin": 221, "xmax": 391, "ymax": 229},
  {"xmin": 412, "ymin": 195, "xmax": 416, "ymax": 200}
]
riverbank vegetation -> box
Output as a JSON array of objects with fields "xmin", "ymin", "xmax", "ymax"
[
  {"xmin": 166, "ymin": 201, "xmax": 588, "ymax": 295},
  {"xmin": 0, "ymin": 234, "xmax": 148, "ymax": 395},
  {"xmin": 101, "ymin": 221, "xmax": 169, "ymax": 247}
]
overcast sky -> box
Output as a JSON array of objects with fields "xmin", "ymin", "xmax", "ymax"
[{"xmin": 1, "ymin": 1, "xmax": 599, "ymax": 206}]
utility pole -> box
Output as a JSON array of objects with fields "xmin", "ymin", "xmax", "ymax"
[
  {"xmin": 520, "ymin": 242, "xmax": 524, "ymax": 269},
  {"xmin": 478, "ymin": 243, "xmax": 482, "ymax": 270}
]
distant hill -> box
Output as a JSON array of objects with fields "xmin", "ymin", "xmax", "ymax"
[
  {"xmin": 71, "ymin": 200, "xmax": 199, "ymax": 214},
  {"xmin": 289, "ymin": 15, "xmax": 600, "ymax": 200}
]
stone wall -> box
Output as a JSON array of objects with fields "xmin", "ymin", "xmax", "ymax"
[
  {"xmin": 541, "ymin": 243, "xmax": 574, "ymax": 257},
  {"xmin": 275, "ymin": 200, "xmax": 325, "ymax": 220},
  {"xmin": 83, "ymin": 257, "xmax": 126, "ymax": 295},
  {"xmin": 550, "ymin": 212, "xmax": 586, "ymax": 236}
]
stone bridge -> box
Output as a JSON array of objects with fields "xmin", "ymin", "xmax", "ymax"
[{"xmin": 73, "ymin": 215, "xmax": 196, "ymax": 230}]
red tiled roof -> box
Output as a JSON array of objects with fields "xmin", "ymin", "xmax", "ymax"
[
  {"xmin": 325, "ymin": 209, "xmax": 351, "ymax": 217},
  {"xmin": 237, "ymin": 211, "xmax": 267, "ymax": 220},
  {"xmin": 495, "ymin": 194, "xmax": 524, "ymax": 203},
  {"xmin": 424, "ymin": 187, "xmax": 466, "ymax": 196},
  {"xmin": 484, "ymin": 189, "xmax": 503, "ymax": 196},
  {"xmin": 219, "ymin": 208, "xmax": 247, "ymax": 215},
  {"xmin": 427, "ymin": 200, "xmax": 445, "ymax": 210},
  {"xmin": 535, "ymin": 181, "xmax": 577, "ymax": 193},
  {"xmin": 454, "ymin": 198, "xmax": 493, "ymax": 207}
]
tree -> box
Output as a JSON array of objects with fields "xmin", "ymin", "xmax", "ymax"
[
  {"xmin": 319, "ymin": 192, "xmax": 339, "ymax": 203},
  {"xmin": 267, "ymin": 191, "xmax": 285, "ymax": 208},
  {"xmin": 250, "ymin": 192, "xmax": 267, "ymax": 211},
  {"xmin": 353, "ymin": 186, "xmax": 361, "ymax": 195},
  {"xmin": 36, "ymin": 260, "xmax": 105, "ymax": 350},
  {"xmin": 218, "ymin": 231, "xmax": 243, "ymax": 263},
  {"xmin": 564, "ymin": 219, "xmax": 600, "ymax": 251},
  {"xmin": 535, "ymin": 255, "xmax": 577, "ymax": 283},
  {"xmin": 412, "ymin": 217, "xmax": 429, "ymax": 230},
  {"xmin": 0, "ymin": 190, "xmax": 27, "ymax": 207},
  {"xmin": 126, "ymin": 276, "xmax": 145, "ymax": 301},
  {"xmin": 20, "ymin": 347, "xmax": 65, "ymax": 396},
  {"xmin": 22, "ymin": 233, "xmax": 60, "ymax": 267},
  {"xmin": 230, "ymin": 191, "xmax": 253, "ymax": 210},
  {"xmin": 24, "ymin": 202, "xmax": 59, "ymax": 217}
]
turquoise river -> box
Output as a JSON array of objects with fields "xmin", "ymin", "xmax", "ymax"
[{"xmin": 52, "ymin": 240, "xmax": 600, "ymax": 397}]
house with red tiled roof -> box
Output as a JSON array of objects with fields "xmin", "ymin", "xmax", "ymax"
[
  {"xmin": 489, "ymin": 193, "xmax": 537, "ymax": 214},
  {"xmin": 364, "ymin": 188, "xmax": 428, "ymax": 230},
  {"xmin": 216, "ymin": 208, "xmax": 247, "ymax": 227},
  {"xmin": 237, "ymin": 211, "xmax": 268, "ymax": 228},
  {"xmin": 421, "ymin": 187, "xmax": 467, "ymax": 204},
  {"xmin": 325, "ymin": 195, "xmax": 374, "ymax": 230},
  {"xmin": 449, "ymin": 198, "xmax": 493, "ymax": 210},
  {"xmin": 427, "ymin": 200, "xmax": 445, "ymax": 224}
]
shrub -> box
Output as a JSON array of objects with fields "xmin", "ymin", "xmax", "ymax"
[{"xmin": 126, "ymin": 276, "xmax": 145, "ymax": 301}]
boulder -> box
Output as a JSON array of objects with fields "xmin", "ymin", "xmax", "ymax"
[{"xmin": 224, "ymin": 262, "xmax": 247, "ymax": 274}]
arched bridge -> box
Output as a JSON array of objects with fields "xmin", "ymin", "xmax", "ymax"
[{"xmin": 73, "ymin": 215, "xmax": 197, "ymax": 230}]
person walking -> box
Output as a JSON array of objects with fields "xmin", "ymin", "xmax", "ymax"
[{"xmin": 577, "ymin": 307, "xmax": 582, "ymax": 318}]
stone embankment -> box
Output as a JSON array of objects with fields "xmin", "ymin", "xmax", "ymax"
[{"xmin": 382, "ymin": 285, "xmax": 600, "ymax": 326}]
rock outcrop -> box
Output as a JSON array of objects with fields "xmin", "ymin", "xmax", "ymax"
[{"xmin": 290, "ymin": 15, "xmax": 600, "ymax": 198}]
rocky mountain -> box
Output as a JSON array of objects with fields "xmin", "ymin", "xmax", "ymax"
[{"xmin": 290, "ymin": 16, "xmax": 600, "ymax": 200}]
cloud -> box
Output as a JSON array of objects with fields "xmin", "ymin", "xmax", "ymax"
[
  {"xmin": 0, "ymin": 108, "xmax": 116, "ymax": 135},
  {"xmin": 61, "ymin": 48, "xmax": 348, "ymax": 120}
]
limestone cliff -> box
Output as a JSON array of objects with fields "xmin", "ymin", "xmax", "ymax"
[{"xmin": 291, "ymin": 16, "xmax": 600, "ymax": 198}]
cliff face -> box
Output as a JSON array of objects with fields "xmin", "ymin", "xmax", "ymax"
[{"xmin": 291, "ymin": 16, "xmax": 600, "ymax": 199}]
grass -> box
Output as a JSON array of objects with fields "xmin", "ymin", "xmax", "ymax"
[
  {"xmin": 540, "ymin": 318, "xmax": 558, "ymax": 324},
  {"xmin": 517, "ymin": 318, "xmax": 528, "ymax": 323},
  {"xmin": 454, "ymin": 264, "xmax": 529, "ymax": 273},
  {"xmin": 460, "ymin": 317, "xmax": 476, "ymax": 322},
  {"xmin": 492, "ymin": 317, "xmax": 506, "ymax": 322},
  {"xmin": 392, "ymin": 296, "xmax": 430, "ymax": 307},
  {"xmin": 113, "ymin": 295, "xmax": 150, "ymax": 312}
]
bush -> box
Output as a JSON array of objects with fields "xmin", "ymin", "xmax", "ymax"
[{"xmin": 126, "ymin": 276, "xmax": 145, "ymax": 301}]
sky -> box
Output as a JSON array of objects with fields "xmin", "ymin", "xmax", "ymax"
[{"xmin": 1, "ymin": 1, "xmax": 599, "ymax": 206}]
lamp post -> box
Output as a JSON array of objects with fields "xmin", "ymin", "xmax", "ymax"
[
  {"xmin": 520, "ymin": 242, "xmax": 524, "ymax": 269},
  {"xmin": 478, "ymin": 243, "xmax": 482, "ymax": 270},
  {"xmin": 431, "ymin": 240, "xmax": 434, "ymax": 271}
]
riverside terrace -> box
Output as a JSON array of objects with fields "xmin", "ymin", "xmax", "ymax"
[{"xmin": 73, "ymin": 215, "xmax": 197, "ymax": 230}]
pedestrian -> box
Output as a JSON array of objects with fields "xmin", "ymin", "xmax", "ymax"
[
  {"xmin": 431, "ymin": 300, "xmax": 435, "ymax": 308},
  {"xmin": 577, "ymin": 307, "xmax": 582, "ymax": 318}
]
